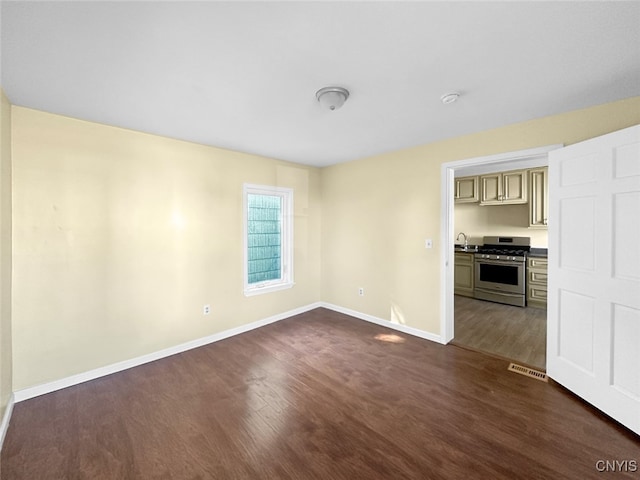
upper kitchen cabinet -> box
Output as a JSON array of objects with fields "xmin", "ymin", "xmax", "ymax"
[
  {"xmin": 529, "ymin": 167, "xmax": 549, "ymax": 228},
  {"xmin": 479, "ymin": 169, "xmax": 528, "ymax": 205},
  {"xmin": 454, "ymin": 176, "xmax": 479, "ymax": 203}
]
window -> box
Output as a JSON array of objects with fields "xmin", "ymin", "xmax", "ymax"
[{"xmin": 243, "ymin": 184, "xmax": 293, "ymax": 296}]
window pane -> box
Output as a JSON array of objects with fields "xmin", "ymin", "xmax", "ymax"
[{"xmin": 247, "ymin": 194, "xmax": 282, "ymax": 284}]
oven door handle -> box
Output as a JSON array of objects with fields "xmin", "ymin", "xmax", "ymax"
[{"xmin": 475, "ymin": 259, "xmax": 522, "ymax": 266}]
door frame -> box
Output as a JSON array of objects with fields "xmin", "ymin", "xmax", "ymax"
[{"xmin": 439, "ymin": 144, "xmax": 562, "ymax": 345}]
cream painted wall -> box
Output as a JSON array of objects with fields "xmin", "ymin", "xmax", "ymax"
[
  {"xmin": 11, "ymin": 107, "xmax": 322, "ymax": 391},
  {"xmin": 0, "ymin": 90, "xmax": 12, "ymax": 421},
  {"xmin": 8, "ymin": 96, "xmax": 640, "ymax": 392},
  {"xmin": 454, "ymin": 202, "xmax": 548, "ymax": 248},
  {"xmin": 321, "ymin": 96, "xmax": 640, "ymax": 336}
]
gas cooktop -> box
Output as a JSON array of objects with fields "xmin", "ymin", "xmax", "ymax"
[{"xmin": 475, "ymin": 236, "xmax": 531, "ymax": 262}]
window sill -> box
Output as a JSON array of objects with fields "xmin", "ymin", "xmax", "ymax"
[{"xmin": 244, "ymin": 281, "xmax": 294, "ymax": 297}]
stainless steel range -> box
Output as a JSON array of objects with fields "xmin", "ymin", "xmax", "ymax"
[{"xmin": 474, "ymin": 236, "xmax": 530, "ymax": 307}]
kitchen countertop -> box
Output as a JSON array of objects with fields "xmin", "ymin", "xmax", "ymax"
[
  {"xmin": 454, "ymin": 245, "xmax": 479, "ymax": 253},
  {"xmin": 528, "ymin": 248, "xmax": 548, "ymax": 258}
]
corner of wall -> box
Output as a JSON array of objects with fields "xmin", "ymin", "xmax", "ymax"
[{"xmin": 0, "ymin": 87, "xmax": 14, "ymax": 448}]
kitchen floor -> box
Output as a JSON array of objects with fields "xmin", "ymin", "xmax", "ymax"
[{"xmin": 453, "ymin": 295, "xmax": 546, "ymax": 370}]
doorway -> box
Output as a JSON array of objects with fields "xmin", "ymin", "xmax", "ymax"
[{"xmin": 439, "ymin": 145, "xmax": 560, "ymax": 369}]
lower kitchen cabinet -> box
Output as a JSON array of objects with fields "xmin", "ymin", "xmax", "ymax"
[
  {"xmin": 527, "ymin": 257, "xmax": 548, "ymax": 308},
  {"xmin": 454, "ymin": 252, "xmax": 475, "ymax": 297}
]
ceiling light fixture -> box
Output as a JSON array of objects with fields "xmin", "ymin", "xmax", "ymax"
[
  {"xmin": 316, "ymin": 86, "xmax": 349, "ymax": 111},
  {"xmin": 441, "ymin": 92, "xmax": 460, "ymax": 104}
]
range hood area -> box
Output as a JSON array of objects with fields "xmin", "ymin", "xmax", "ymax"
[{"xmin": 453, "ymin": 166, "xmax": 549, "ymax": 250}]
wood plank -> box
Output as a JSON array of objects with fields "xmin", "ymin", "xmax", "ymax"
[{"xmin": 2, "ymin": 308, "xmax": 638, "ymax": 479}]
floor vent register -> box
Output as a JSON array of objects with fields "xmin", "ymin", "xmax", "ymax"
[{"xmin": 508, "ymin": 363, "xmax": 548, "ymax": 382}]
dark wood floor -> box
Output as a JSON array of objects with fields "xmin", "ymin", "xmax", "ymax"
[
  {"xmin": 2, "ymin": 308, "xmax": 638, "ymax": 479},
  {"xmin": 453, "ymin": 295, "xmax": 547, "ymax": 370}
]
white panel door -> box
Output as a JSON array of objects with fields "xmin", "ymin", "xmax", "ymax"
[{"xmin": 548, "ymin": 124, "xmax": 640, "ymax": 435}]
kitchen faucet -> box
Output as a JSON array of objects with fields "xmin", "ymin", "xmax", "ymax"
[{"xmin": 456, "ymin": 232, "xmax": 468, "ymax": 248}]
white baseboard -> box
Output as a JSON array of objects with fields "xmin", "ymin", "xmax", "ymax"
[
  {"xmin": 12, "ymin": 300, "xmax": 441, "ymax": 403},
  {"xmin": 320, "ymin": 302, "xmax": 445, "ymax": 345},
  {"xmin": 0, "ymin": 393, "xmax": 15, "ymax": 452},
  {"xmin": 14, "ymin": 302, "xmax": 322, "ymax": 403}
]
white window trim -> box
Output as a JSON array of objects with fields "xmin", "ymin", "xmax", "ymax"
[{"xmin": 243, "ymin": 183, "xmax": 294, "ymax": 297}]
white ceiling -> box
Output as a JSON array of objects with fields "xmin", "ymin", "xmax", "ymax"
[{"xmin": 2, "ymin": 1, "xmax": 639, "ymax": 167}]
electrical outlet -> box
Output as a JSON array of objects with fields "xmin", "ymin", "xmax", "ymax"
[
  {"xmin": 425, "ymin": 238, "xmax": 433, "ymax": 249},
  {"xmin": 203, "ymin": 304, "xmax": 211, "ymax": 315},
  {"xmin": 358, "ymin": 287, "xmax": 364, "ymax": 296}
]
